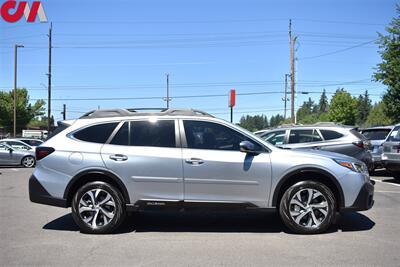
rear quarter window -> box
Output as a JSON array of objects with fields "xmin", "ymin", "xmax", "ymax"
[
  {"xmin": 73, "ymin": 122, "xmax": 118, "ymax": 144},
  {"xmin": 387, "ymin": 126, "xmax": 400, "ymax": 142},
  {"xmin": 320, "ymin": 129, "xmax": 344, "ymax": 140}
]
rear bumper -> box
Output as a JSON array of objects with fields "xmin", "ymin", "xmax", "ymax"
[
  {"xmin": 29, "ymin": 175, "xmax": 67, "ymax": 208},
  {"xmin": 341, "ymin": 181, "xmax": 374, "ymax": 212}
]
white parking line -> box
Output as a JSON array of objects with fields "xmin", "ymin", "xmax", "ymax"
[
  {"xmin": 372, "ymin": 179, "xmax": 400, "ymax": 187},
  {"xmin": 11, "ymin": 168, "xmax": 19, "ymax": 172},
  {"xmin": 375, "ymin": 190, "xmax": 400, "ymax": 194}
]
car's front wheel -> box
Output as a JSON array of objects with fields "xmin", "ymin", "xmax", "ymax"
[
  {"xmin": 279, "ymin": 180, "xmax": 336, "ymax": 234},
  {"xmin": 21, "ymin": 156, "xmax": 35, "ymax": 168},
  {"xmin": 71, "ymin": 181, "xmax": 126, "ymax": 234}
]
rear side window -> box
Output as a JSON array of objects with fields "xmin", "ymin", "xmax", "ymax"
[
  {"xmin": 361, "ymin": 129, "xmax": 391, "ymax": 140},
  {"xmin": 21, "ymin": 139, "xmax": 43, "ymax": 146},
  {"xmin": 74, "ymin": 122, "xmax": 118, "ymax": 144},
  {"xmin": 288, "ymin": 129, "xmax": 322, "ymax": 144},
  {"xmin": 131, "ymin": 120, "xmax": 176, "ymax": 147},
  {"xmin": 110, "ymin": 122, "xmax": 129, "ymax": 146},
  {"xmin": 320, "ymin": 129, "xmax": 344, "ymax": 140}
]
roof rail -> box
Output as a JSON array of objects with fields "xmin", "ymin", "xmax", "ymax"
[{"xmin": 79, "ymin": 108, "xmax": 213, "ymax": 119}]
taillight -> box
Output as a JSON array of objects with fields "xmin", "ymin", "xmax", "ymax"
[
  {"xmin": 36, "ymin": 147, "xmax": 55, "ymax": 160},
  {"xmin": 352, "ymin": 141, "xmax": 364, "ymax": 149}
]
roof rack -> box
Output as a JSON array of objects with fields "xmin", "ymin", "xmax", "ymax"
[{"xmin": 79, "ymin": 108, "xmax": 213, "ymax": 119}]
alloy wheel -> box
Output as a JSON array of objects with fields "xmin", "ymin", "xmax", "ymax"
[
  {"xmin": 289, "ymin": 188, "xmax": 329, "ymax": 228},
  {"xmin": 78, "ymin": 189, "xmax": 116, "ymax": 229},
  {"xmin": 22, "ymin": 156, "xmax": 35, "ymax": 167}
]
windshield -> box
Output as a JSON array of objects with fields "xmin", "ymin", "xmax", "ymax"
[
  {"xmin": 387, "ymin": 126, "xmax": 400, "ymax": 142},
  {"xmin": 362, "ymin": 129, "xmax": 391, "ymax": 140}
]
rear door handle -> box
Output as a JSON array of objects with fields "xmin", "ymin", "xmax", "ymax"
[
  {"xmin": 109, "ymin": 154, "xmax": 128, "ymax": 161},
  {"xmin": 185, "ymin": 158, "xmax": 204, "ymax": 165}
]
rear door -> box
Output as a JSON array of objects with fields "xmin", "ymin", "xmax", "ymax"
[
  {"xmin": 101, "ymin": 119, "xmax": 183, "ymax": 203},
  {"xmin": 180, "ymin": 119, "xmax": 271, "ymax": 207}
]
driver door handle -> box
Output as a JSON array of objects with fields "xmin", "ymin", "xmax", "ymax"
[
  {"xmin": 185, "ymin": 158, "xmax": 204, "ymax": 165},
  {"xmin": 109, "ymin": 154, "xmax": 128, "ymax": 161}
]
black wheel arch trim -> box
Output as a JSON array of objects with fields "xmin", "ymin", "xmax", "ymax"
[
  {"xmin": 63, "ymin": 169, "xmax": 131, "ymax": 205},
  {"xmin": 271, "ymin": 167, "xmax": 345, "ymax": 208}
]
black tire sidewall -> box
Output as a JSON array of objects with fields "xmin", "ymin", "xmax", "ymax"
[
  {"xmin": 71, "ymin": 181, "xmax": 126, "ymax": 234},
  {"xmin": 279, "ymin": 180, "xmax": 336, "ymax": 234}
]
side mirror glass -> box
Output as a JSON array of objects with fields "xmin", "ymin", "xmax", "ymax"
[{"xmin": 239, "ymin": 141, "xmax": 259, "ymax": 155}]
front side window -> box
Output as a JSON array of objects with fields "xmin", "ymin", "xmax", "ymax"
[
  {"xmin": 183, "ymin": 120, "xmax": 262, "ymax": 151},
  {"xmin": 288, "ymin": 129, "xmax": 322, "ymax": 144},
  {"xmin": 131, "ymin": 120, "xmax": 176, "ymax": 148},
  {"xmin": 261, "ymin": 130, "xmax": 286, "ymax": 145},
  {"xmin": 74, "ymin": 122, "xmax": 118, "ymax": 144}
]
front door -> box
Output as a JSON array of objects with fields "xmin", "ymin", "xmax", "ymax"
[
  {"xmin": 101, "ymin": 119, "xmax": 183, "ymax": 204},
  {"xmin": 180, "ymin": 120, "xmax": 271, "ymax": 208}
]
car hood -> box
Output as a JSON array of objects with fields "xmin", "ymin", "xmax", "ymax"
[{"xmin": 285, "ymin": 147, "xmax": 360, "ymax": 162}]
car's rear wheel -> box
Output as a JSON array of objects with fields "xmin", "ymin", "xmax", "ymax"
[
  {"xmin": 279, "ymin": 180, "xmax": 336, "ymax": 234},
  {"xmin": 71, "ymin": 181, "xmax": 126, "ymax": 234},
  {"xmin": 21, "ymin": 156, "xmax": 35, "ymax": 168}
]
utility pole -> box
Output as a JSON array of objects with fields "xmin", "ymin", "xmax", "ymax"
[
  {"xmin": 61, "ymin": 104, "xmax": 66, "ymax": 120},
  {"xmin": 13, "ymin": 44, "xmax": 24, "ymax": 137},
  {"xmin": 165, "ymin": 73, "xmax": 170, "ymax": 108},
  {"xmin": 283, "ymin": 74, "xmax": 290, "ymax": 120},
  {"xmin": 47, "ymin": 22, "xmax": 52, "ymax": 132},
  {"xmin": 289, "ymin": 19, "xmax": 298, "ymax": 124}
]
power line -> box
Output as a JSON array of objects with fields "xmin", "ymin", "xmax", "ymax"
[{"xmin": 299, "ymin": 39, "xmax": 377, "ymax": 60}]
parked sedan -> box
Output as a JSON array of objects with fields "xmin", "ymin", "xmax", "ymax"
[
  {"xmin": 381, "ymin": 124, "xmax": 400, "ymax": 181},
  {"xmin": 256, "ymin": 124, "xmax": 373, "ymax": 170},
  {"xmin": 360, "ymin": 126, "xmax": 393, "ymax": 170},
  {"xmin": 0, "ymin": 143, "xmax": 36, "ymax": 167}
]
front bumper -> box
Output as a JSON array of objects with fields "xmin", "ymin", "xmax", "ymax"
[
  {"xmin": 341, "ymin": 181, "xmax": 374, "ymax": 212},
  {"xmin": 29, "ymin": 175, "xmax": 67, "ymax": 208}
]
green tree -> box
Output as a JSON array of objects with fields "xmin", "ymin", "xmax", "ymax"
[
  {"xmin": 365, "ymin": 101, "xmax": 392, "ymax": 126},
  {"xmin": 373, "ymin": 5, "xmax": 400, "ymax": 122},
  {"xmin": 270, "ymin": 114, "xmax": 285, "ymax": 127},
  {"xmin": 238, "ymin": 114, "xmax": 268, "ymax": 131},
  {"xmin": 296, "ymin": 97, "xmax": 317, "ymax": 123},
  {"xmin": 328, "ymin": 89, "xmax": 358, "ymax": 125},
  {"xmin": 0, "ymin": 89, "xmax": 45, "ymax": 133},
  {"xmin": 355, "ymin": 90, "xmax": 372, "ymax": 125},
  {"xmin": 318, "ymin": 89, "xmax": 329, "ymax": 114}
]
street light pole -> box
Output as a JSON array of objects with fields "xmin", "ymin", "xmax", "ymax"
[{"xmin": 13, "ymin": 44, "xmax": 24, "ymax": 137}]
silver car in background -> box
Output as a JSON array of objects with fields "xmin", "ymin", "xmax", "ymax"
[
  {"xmin": 0, "ymin": 139, "xmax": 35, "ymax": 152},
  {"xmin": 255, "ymin": 124, "xmax": 373, "ymax": 171},
  {"xmin": 0, "ymin": 143, "xmax": 36, "ymax": 167},
  {"xmin": 381, "ymin": 124, "xmax": 400, "ymax": 181},
  {"xmin": 29, "ymin": 109, "xmax": 374, "ymax": 234},
  {"xmin": 360, "ymin": 126, "xmax": 393, "ymax": 170}
]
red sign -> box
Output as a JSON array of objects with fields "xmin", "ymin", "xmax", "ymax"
[
  {"xmin": 1, "ymin": 0, "xmax": 47, "ymax": 23},
  {"xmin": 229, "ymin": 89, "xmax": 236, "ymax": 108}
]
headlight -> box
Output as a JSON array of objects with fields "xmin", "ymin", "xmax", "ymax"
[{"xmin": 334, "ymin": 159, "xmax": 367, "ymax": 173}]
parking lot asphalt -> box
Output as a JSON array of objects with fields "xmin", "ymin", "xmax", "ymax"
[{"xmin": 0, "ymin": 168, "xmax": 399, "ymax": 267}]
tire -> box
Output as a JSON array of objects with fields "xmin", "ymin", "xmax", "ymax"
[
  {"xmin": 279, "ymin": 180, "xmax": 336, "ymax": 234},
  {"xmin": 71, "ymin": 181, "xmax": 126, "ymax": 234},
  {"xmin": 21, "ymin": 156, "xmax": 35, "ymax": 168}
]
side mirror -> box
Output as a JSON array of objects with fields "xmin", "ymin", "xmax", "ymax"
[
  {"xmin": 8, "ymin": 147, "xmax": 14, "ymax": 152},
  {"xmin": 239, "ymin": 141, "xmax": 259, "ymax": 155}
]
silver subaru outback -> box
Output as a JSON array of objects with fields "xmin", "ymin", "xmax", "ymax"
[{"xmin": 29, "ymin": 108, "xmax": 374, "ymax": 234}]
